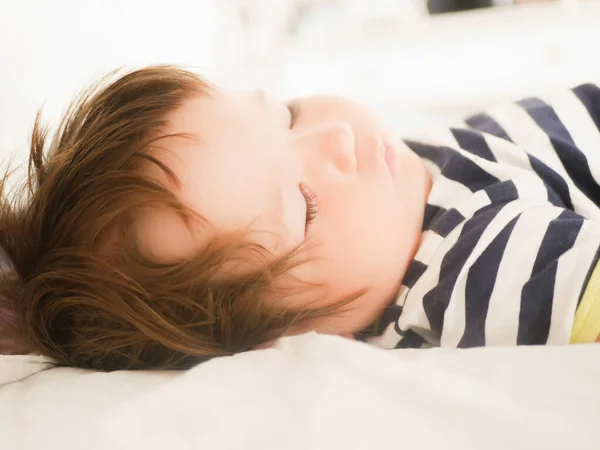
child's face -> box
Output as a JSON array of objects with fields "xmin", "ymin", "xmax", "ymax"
[{"xmin": 142, "ymin": 90, "xmax": 430, "ymax": 336}]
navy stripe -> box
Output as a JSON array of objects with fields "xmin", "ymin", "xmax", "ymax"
[
  {"xmin": 422, "ymin": 204, "xmax": 503, "ymax": 334},
  {"xmin": 375, "ymin": 304, "xmax": 404, "ymax": 336},
  {"xmin": 572, "ymin": 83, "xmax": 600, "ymax": 136},
  {"xmin": 404, "ymin": 140, "xmax": 452, "ymax": 167},
  {"xmin": 402, "ymin": 260, "xmax": 427, "ymax": 289},
  {"xmin": 406, "ymin": 141, "xmax": 501, "ymax": 193},
  {"xmin": 395, "ymin": 330, "xmax": 425, "ymax": 349},
  {"xmin": 465, "ymin": 112, "xmax": 514, "ymax": 143},
  {"xmin": 517, "ymin": 209, "xmax": 584, "ymax": 345},
  {"xmin": 458, "ymin": 215, "xmax": 519, "ymax": 347},
  {"xmin": 436, "ymin": 147, "xmax": 501, "ymax": 192},
  {"xmin": 394, "ymin": 319, "xmax": 405, "ymax": 337},
  {"xmin": 485, "ymin": 179, "xmax": 519, "ymax": 204},
  {"xmin": 423, "ymin": 203, "xmax": 445, "ymax": 231},
  {"xmin": 431, "ymin": 208, "xmax": 465, "ymax": 238},
  {"xmin": 527, "ymin": 155, "xmax": 571, "ymax": 209},
  {"xmin": 519, "ymin": 97, "xmax": 600, "ymax": 206},
  {"xmin": 451, "ymin": 128, "xmax": 496, "ymax": 162}
]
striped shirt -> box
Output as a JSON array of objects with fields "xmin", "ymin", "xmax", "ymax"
[{"xmin": 365, "ymin": 83, "xmax": 600, "ymax": 349}]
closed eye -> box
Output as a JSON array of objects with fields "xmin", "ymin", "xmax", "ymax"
[{"xmin": 299, "ymin": 183, "xmax": 318, "ymax": 232}]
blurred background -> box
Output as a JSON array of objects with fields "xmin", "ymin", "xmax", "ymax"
[{"xmin": 1, "ymin": 0, "xmax": 599, "ymax": 163}]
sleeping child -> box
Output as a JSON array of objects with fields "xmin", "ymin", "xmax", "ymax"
[{"xmin": 0, "ymin": 65, "xmax": 599, "ymax": 370}]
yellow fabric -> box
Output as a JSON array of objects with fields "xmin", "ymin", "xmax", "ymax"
[{"xmin": 571, "ymin": 259, "xmax": 600, "ymax": 343}]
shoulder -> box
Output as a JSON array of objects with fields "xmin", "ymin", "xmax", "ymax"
[{"xmin": 401, "ymin": 202, "xmax": 600, "ymax": 347}]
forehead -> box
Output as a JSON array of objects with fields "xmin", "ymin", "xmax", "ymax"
[
  {"xmin": 165, "ymin": 93, "xmax": 222, "ymax": 135},
  {"xmin": 138, "ymin": 93, "xmax": 288, "ymax": 262},
  {"xmin": 165, "ymin": 91, "xmax": 268, "ymax": 139}
]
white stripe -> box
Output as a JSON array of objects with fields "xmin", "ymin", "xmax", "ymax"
[
  {"xmin": 425, "ymin": 167, "xmax": 475, "ymax": 213},
  {"xmin": 484, "ymin": 206, "xmax": 562, "ymax": 346},
  {"xmin": 485, "ymin": 136, "xmax": 552, "ymax": 202},
  {"xmin": 484, "ymin": 133, "xmax": 536, "ymax": 173},
  {"xmin": 453, "ymin": 189, "xmax": 492, "ymax": 219},
  {"xmin": 441, "ymin": 199, "xmax": 547, "ymax": 347},
  {"xmin": 414, "ymin": 230, "xmax": 444, "ymax": 264},
  {"xmin": 483, "ymin": 134, "xmax": 550, "ymax": 199},
  {"xmin": 547, "ymin": 219, "xmax": 600, "ymax": 344}
]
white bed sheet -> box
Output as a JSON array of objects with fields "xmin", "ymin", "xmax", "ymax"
[{"xmin": 2, "ymin": 333, "xmax": 599, "ymax": 450}]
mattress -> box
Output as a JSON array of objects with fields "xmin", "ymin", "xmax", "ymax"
[{"xmin": 2, "ymin": 333, "xmax": 599, "ymax": 450}]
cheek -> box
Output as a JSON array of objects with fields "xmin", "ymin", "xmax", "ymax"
[{"xmin": 313, "ymin": 183, "xmax": 410, "ymax": 294}]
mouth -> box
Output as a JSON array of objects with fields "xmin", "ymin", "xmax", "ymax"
[{"xmin": 382, "ymin": 139, "xmax": 396, "ymax": 176}]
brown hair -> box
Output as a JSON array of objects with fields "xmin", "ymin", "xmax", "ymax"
[{"xmin": 0, "ymin": 65, "xmax": 359, "ymax": 370}]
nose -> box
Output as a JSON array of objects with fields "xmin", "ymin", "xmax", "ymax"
[{"xmin": 296, "ymin": 122, "xmax": 357, "ymax": 174}]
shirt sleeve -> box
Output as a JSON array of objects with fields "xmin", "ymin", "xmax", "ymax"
[
  {"xmin": 420, "ymin": 202, "xmax": 600, "ymax": 348},
  {"xmin": 367, "ymin": 200, "xmax": 600, "ymax": 349}
]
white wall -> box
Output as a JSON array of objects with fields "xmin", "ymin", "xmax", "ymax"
[{"xmin": 1, "ymin": 0, "xmax": 599, "ymax": 167}]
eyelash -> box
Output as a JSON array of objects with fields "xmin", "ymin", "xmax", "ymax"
[
  {"xmin": 287, "ymin": 102, "xmax": 299, "ymax": 128},
  {"xmin": 299, "ymin": 183, "xmax": 318, "ymax": 232}
]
